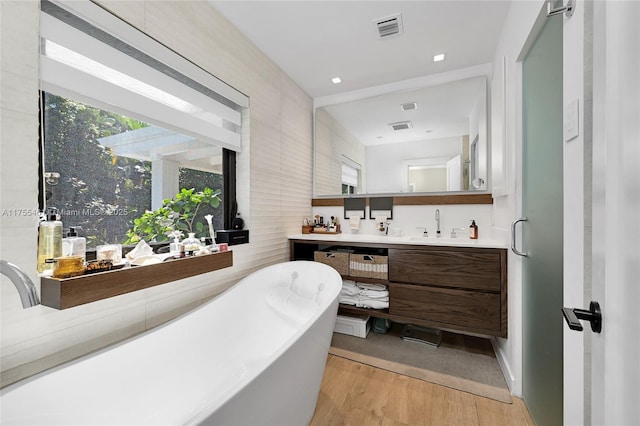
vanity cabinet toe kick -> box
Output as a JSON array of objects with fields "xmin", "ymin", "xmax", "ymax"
[{"xmin": 290, "ymin": 239, "xmax": 508, "ymax": 338}]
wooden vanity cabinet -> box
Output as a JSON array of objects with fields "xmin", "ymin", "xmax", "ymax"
[{"xmin": 290, "ymin": 239, "xmax": 507, "ymax": 338}]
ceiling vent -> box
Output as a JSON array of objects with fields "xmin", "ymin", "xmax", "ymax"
[
  {"xmin": 374, "ymin": 13, "xmax": 403, "ymax": 39},
  {"xmin": 401, "ymin": 102, "xmax": 418, "ymax": 111},
  {"xmin": 389, "ymin": 121, "xmax": 413, "ymax": 131}
]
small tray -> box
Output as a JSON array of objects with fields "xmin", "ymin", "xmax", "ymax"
[
  {"xmin": 312, "ymin": 228, "xmax": 341, "ymax": 234},
  {"xmin": 401, "ymin": 324, "xmax": 443, "ymax": 347}
]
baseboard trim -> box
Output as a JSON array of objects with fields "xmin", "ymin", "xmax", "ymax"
[{"xmin": 491, "ymin": 337, "xmax": 520, "ymax": 397}]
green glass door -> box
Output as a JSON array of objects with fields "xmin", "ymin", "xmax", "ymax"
[{"xmin": 522, "ymin": 13, "xmax": 564, "ymax": 426}]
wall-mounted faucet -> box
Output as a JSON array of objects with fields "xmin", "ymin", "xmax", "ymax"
[
  {"xmin": 0, "ymin": 260, "xmax": 40, "ymax": 308},
  {"xmin": 435, "ymin": 209, "xmax": 441, "ymax": 238}
]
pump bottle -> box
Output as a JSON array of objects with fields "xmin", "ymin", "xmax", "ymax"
[
  {"xmin": 62, "ymin": 227, "xmax": 86, "ymax": 261},
  {"xmin": 37, "ymin": 207, "xmax": 63, "ymax": 273},
  {"xmin": 469, "ymin": 220, "xmax": 479, "ymax": 240}
]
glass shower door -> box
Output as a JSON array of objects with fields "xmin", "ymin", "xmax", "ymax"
[{"xmin": 522, "ymin": 13, "xmax": 564, "ymax": 426}]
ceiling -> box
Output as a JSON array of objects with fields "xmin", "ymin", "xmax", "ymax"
[
  {"xmin": 321, "ymin": 76, "xmax": 486, "ymax": 146},
  {"xmin": 210, "ymin": 1, "xmax": 512, "ymax": 99}
]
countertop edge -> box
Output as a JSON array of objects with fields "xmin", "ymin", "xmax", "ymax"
[{"xmin": 288, "ymin": 233, "xmax": 508, "ymax": 249}]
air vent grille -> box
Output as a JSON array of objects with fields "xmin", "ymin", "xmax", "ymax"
[
  {"xmin": 401, "ymin": 102, "xmax": 418, "ymax": 111},
  {"xmin": 374, "ymin": 13, "xmax": 403, "ymax": 39},
  {"xmin": 389, "ymin": 121, "xmax": 413, "ymax": 131}
]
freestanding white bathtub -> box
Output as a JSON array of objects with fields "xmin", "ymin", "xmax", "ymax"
[{"xmin": 1, "ymin": 261, "xmax": 342, "ymax": 425}]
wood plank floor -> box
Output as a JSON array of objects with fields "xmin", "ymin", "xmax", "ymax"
[{"xmin": 310, "ymin": 355, "xmax": 534, "ymax": 426}]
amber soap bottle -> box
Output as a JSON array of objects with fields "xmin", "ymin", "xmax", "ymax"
[{"xmin": 469, "ymin": 220, "xmax": 478, "ymax": 240}]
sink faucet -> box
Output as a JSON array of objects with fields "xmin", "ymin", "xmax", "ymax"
[
  {"xmin": 435, "ymin": 209, "xmax": 441, "ymax": 238},
  {"xmin": 0, "ymin": 260, "xmax": 40, "ymax": 308}
]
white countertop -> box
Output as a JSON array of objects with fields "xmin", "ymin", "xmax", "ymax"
[{"xmin": 288, "ymin": 233, "xmax": 507, "ymax": 249}]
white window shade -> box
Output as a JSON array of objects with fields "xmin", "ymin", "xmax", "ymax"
[
  {"xmin": 39, "ymin": 1, "xmax": 248, "ymax": 152},
  {"xmin": 342, "ymin": 162, "xmax": 359, "ymax": 187}
]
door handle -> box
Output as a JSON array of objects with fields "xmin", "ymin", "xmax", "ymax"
[
  {"xmin": 511, "ymin": 218, "xmax": 527, "ymax": 257},
  {"xmin": 562, "ymin": 301, "xmax": 602, "ymax": 333}
]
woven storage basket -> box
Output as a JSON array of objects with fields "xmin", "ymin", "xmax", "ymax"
[
  {"xmin": 313, "ymin": 251, "xmax": 349, "ymax": 275},
  {"xmin": 349, "ymin": 254, "xmax": 388, "ymax": 280}
]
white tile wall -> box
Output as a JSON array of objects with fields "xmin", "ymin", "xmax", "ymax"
[
  {"xmin": 0, "ymin": 0, "xmax": 313, "ymax": 387},
  {"xmin": 312, "ymin": 204, "xmax": 495, "ymax": 239}
]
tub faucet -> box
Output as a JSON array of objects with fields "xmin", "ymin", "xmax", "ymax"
[
  {"xmin": 0, "ymin": 260, "xmax": 40, "ymax": 308},
  {"xmin": 435, "ymin": 209, "xmax": 441, "ymax": 238}
]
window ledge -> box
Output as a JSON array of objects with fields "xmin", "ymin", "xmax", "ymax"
[{"xmin": 40, "ymin": 251, "xmax": 233, "ymax": 310}]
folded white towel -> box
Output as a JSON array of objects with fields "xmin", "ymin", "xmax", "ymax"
[
  {"xmin": 359, "ymin": 289, "xmax": 389, "ymax": 298},
  {"xmin": 357, "ymin": 283, "xmax": 387, "ymax": 291},
  {"xmin": 341, "ymin": 284, "xmax": 359, "ymax": 295},
  {"xmin": 356, "ymin": 299, "xmax": 389, "ymax": 309},
  {"xmin": 339, "ymin": 295, "xmax": 358, "ymax": 305},
  {"xmin": 349, "ymin": 216, "xmax": 360, "ymax": 230}
]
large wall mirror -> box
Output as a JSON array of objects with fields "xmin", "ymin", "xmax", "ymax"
[{"xmin": 314, "ymin": 75, "xmax": 488, "ymax": 197}]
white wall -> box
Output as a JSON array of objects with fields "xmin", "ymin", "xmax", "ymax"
[
  {"xmin": 0, "ymin": 0, "xmax": 313, "ymax": 387},
  {"xmin": 312, "ymin": 204, "xmax": 493, "ymax": 239},
  {"xmin": 314, "ymin": 108, "xmax": 366, "ymax": 195},
  {"xmin": 366, "ymin": 136, "xmax": 463, "ymax": 193}
]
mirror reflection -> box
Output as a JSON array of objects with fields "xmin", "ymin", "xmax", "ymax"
[{"xmin": 314, "ymin": 76, "xmax": 488, "ymax": 196}]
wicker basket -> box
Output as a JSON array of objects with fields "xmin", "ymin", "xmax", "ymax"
[
  {"xmin": 313, "ymin": 251, "xmax": 349, "ymax": 275},
  {"xmin": 349, "ymin": 254, "xmax": 388, "ymax": 280}
]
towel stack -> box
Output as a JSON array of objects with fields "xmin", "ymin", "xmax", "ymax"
[{"xmin": 339, "ymin": 280, "xmax": 389, "ymax": 309}]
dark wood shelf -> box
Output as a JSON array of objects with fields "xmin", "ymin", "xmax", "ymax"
[
  {"xmin": 41, "ymin": 251, "xmax": 233, "ymax": 310},
  {"xmin": 312, "ymin": 193, "xmax": 493, "ymax": 207},
  {"xmin": 340, "ymin": 275, "xmax": 390, "ymax": 285}
]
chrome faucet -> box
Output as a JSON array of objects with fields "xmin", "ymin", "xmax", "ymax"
[
  {"xmin": 435, "ymin": 209, "xmax": 441, "ymax": 237},
  {"xmin": 0, "ymin": 260, "xmax": 40, "ymax": 308}
]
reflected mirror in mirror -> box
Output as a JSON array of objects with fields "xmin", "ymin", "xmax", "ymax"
[{"xmin": 314, "ymin": 76, "xmax": 488, "ymax": 196}]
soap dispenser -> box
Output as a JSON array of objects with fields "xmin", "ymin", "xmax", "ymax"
[
  {"xmin": 37, "ymin": 207, "xmax": 63, "ymax": 274},
  {"xmin": 469, "ymin": 220, "xmax": 479, "ymax": 240},
  {"xmin": 62, "ymin": 227, "xmax": 86, "ymax": 261}
]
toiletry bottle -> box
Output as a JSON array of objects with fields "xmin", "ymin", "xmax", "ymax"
[
  {"xmin": 170, "ymin": 237, "xmax": 182, "ymax": 256},
  {"xmin": 62, "ymin": 227, "xmax": 86, "ymax": 261},
  {"xmin": 183, "ymin": 233, "xmax": 201, "ymax": 255},
  {"xmin": 37, "ymin": 207, "xmax": 63, "ymax": 273},
  {"xmin": 469, "ymin": 220, "xmax": 478, "ymax": 240}
]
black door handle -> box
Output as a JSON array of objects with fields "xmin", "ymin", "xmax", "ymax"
[{"xmin": 562, "ymin": 301, "xmax": 602, "ymax": 333}]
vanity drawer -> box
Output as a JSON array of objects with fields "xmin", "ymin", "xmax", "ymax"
[
  {"xmin": 388, "ymin": 248, "xmax": 504, "ymax": 291},
  {"xmin": 389, "ymin": 283, "xmax": 503, "ymax": 335}
]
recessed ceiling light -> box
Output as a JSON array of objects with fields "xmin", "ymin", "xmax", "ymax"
[
  {"xmin": 331, "ymin": 77, "xmax": 342, "ymax": 84},
  {"xmin": 433, "ymin": 53, "xmax": 446, "ymax": 62}
]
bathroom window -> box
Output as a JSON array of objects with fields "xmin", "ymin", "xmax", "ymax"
[
  {"xmin": 341, "ymin": 159, "xmax": 360, "ymax": 194},
  {"xmin": 40, "ymin": 92, "xmax": 226, "ymax": 247},
  {"xmin": 38, "ymin": 0, "xmax": 248, "ymax": 247}
]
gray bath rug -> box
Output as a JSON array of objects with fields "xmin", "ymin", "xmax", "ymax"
[{"xmin": 329, "ymin": 323, "xmax": 512, "ymax": 404}]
